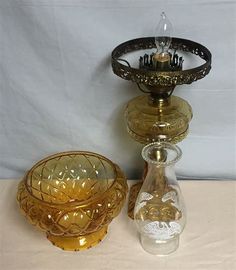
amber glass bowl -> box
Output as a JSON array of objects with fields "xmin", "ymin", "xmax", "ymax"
[
  {"xmin": 125, "ymin": 95, "xmax": 193, "ymax": 144},
  {"xmin": 17, "ymin": 151, "xmax": 128, "ymax": 251}
]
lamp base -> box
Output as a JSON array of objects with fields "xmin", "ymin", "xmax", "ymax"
[{"xmin": 47, "ymin": 226, "xmax": 108, "ymax": 251}]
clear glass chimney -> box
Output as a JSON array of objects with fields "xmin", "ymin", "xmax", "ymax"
[{"xmin": 134, "ymin": 142, "xmax": 186, "ymax": 255}]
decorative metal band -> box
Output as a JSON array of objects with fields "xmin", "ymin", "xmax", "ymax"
[{"xmin": 111, "ymin": 37, "xmax": 212, "ymax": 87}]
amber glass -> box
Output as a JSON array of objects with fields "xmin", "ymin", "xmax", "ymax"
[
  {"xmin": 17, "ymin": 151, "xmax": 128, "ymax": 251},
  {"xmin": 125, "ymin": 95, "xmax": 192, "ymax": 144}
]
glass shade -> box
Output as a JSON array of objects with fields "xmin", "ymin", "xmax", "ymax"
[
  {"xmin": 17, "ymin": 151, "xmax": 128, "ymax": 251},
  {"xmin": 134, "ymin": 142, "xmax": 186, "ymax": 255}
]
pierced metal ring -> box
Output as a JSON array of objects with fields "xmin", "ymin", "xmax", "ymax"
[{"xmin": 111, "ymin": 37, "xmax": 212, "ymax": 87}]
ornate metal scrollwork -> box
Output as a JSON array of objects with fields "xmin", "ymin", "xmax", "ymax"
[{"xmin": 111, "ymin": 37, "xmax": 212, "ymax": 87}]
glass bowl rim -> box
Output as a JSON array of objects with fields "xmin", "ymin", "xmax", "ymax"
[{"xmin": 23, "ymin": 151, "xmax": 120, "ymax": 208}]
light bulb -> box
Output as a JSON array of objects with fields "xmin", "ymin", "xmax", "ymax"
[{"xmin": 155, "ymin": 12, "xmax": 173, "ymax": 55}]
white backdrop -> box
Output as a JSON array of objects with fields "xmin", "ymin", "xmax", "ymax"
[{"xmin": 0, "ymin": 0, "xmax": 235, "ymax": 179}]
